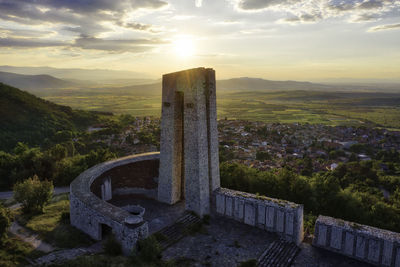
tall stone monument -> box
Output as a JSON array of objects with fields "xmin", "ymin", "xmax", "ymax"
[{"xmin": 158, "ymin": 67, "xmax": 220, "ymax": 216}]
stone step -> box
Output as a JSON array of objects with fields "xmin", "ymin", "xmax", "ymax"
[
  {"xmin": 156, "ymin": 212, "xmax": 202, "ymax": 250},
  {"xmin": 258, "ymin": 239, "xmax": 300, "ymax": 267}
]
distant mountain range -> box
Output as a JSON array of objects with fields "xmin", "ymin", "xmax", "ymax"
[
  {"xmin": 216, "ymin": 77, "xmax": 334, "ymax": 91},
  {"xmin": 0, "ymin": 68, "xmax": 399, "ymax": 93},
  {"xmin": 0, "ymin": 71, "xmax": 76, "ymax": 90},
  {"xmin": 0, "ymin": 66, "xmax": 155, "ymax": 84}
]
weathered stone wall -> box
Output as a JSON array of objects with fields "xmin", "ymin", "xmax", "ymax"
[
  {"xmin": 70, "ymin": 152, "xmax": 159, "ymax": 254},
  {"xmin": 213, "ymin": 188, "xmax": 304, "ymax": 245},
  {"xmin": 91, "ymin": 159, "xmax": 159, "ymax": 199},
  {"xmin": 313, "ymin": 215, "xmax": 400, "ymax": 267}
]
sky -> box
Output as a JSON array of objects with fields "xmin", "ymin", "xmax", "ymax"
[{"xmin": 0, "ymin": 0, "xmax": 399, "ymax": 81}]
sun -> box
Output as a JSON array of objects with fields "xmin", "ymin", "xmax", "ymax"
[{"xmin": 173, "ymin": 37, "xmax": 195, "ymax": 58}]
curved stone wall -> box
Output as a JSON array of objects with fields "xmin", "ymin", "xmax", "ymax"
[{"xmin": 70, "ymin": 152, "xmax": 160, "ymax": 254}]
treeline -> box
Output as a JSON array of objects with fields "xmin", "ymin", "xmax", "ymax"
[
  {"xmin": 220, "ymin": 161, "xmax": 400, "ymax": 233},
  {"xmin": 0, "ymin": 142, "xmax": 116, "ymax": 190}
]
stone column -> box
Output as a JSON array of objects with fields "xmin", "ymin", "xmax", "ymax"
[
  {"xmin": 158, "ymin": 74, "xmax": 184, "ymax": 204},
  {"xmin": 101, "ymin": 177, "xmax": 112, "ymax": 201},
  {"xmin": 158, "ymin": 67, "xmax": 220, "ymax": 216}
]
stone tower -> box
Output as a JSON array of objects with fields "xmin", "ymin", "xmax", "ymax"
[{"xmin": 158, "ymin": 67, "xmax": 220, "ymax": 216}]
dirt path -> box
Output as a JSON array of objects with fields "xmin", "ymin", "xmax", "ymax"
[
  {"xmin": 5, "ymin": 187, "xmax": 103, "ymax": 265},
  {"xmin": 33, "ymin": 242, "xmax": 103, "ymax": 265},
  {"xmin": 9, "ymin": 221, "xmax": 55, "ymax": 253}
]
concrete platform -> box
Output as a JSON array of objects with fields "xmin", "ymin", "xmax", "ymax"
[
  {"xmin": 109, "ymin": 196, "xmax": 372, "ymax": 267},
  {"xmin": 108, "ymin": 194, "xmax": 185, "ymax": 234}
]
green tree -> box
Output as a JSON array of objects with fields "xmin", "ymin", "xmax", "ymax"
[
  {"xmin": 50, "ymin": 144, "xmax": 68, "ymax": 161},
  {"xmin": 300, "ymin": 157, "xmax": 313, "ymax": 176},
  {"xmin": 13, "ymin": 175, "xmax": 53, "ymax": 214}
]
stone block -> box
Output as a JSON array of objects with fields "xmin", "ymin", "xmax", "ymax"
[
  {"xmin": 367, "ymin": 239, "xmax": 381, "ymax": 263},
  {"xmin": 356, "ymin": 236, "xmax": 366, "ymax": 259},
  {"xmin": 244, "ymin": 203, "xmax": 256, "ymax": 226},
  {"xmin": 382, "ymin": 240, "xmax": 393, "ymax": 266},
  {"xmin": 225, "ymin": 197, "xmax": 233, "ymax": 217},
  {"xmin": 285, "ymin": 212, "xmax": 294, "ymax": 236},
  {"xmin": 257, "ymin": 204, "xmax": 266, "ymax": 228},
  {"xmin": 234, "ymin": 198, "xmax": 244, "ymax": 221},
  {"xmin": 276, "ymin": 210, "xmax": 285, "ymax": 233},
  {"xmin": 344, "ymin": 232, "xmax": 354, "ymax": 256},
  {"xmin": 216, "ymin": 194, "xmax": 225, "ymax": 215},
  {"xmin": 317, "ymin": 225, "xmax": 327, "ymax": 246},
  {"xmin": 266, "ymin": 206, "xmax": 275, "ymax": 228},
  {"xmin": 330, "ymin": 227, "xmax": 343, "ymax": 250}
]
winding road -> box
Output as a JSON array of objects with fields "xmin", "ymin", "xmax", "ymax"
[{"xmin": 0, "ymin": 186, "xmax": 70, "ymax": 200}]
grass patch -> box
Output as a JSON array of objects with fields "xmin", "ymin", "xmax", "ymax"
[
  {"xmin": 0, "ymin": 233, "xmax": 44, "ymax": 267},
  {"xmin": 17, "ymin": 195, "xmax": 93, "ymax": 248}
]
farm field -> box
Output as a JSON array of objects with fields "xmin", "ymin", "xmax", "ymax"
[{"xmin": 37, "ymin": 87, "xmax": 400, "ymax": 129}]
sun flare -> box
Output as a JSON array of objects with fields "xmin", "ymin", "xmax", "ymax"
[{"xmin": 173, "ymin": 37, "xmax": 195, "ymax": 58}]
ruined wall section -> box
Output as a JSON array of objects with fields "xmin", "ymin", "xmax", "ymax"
[
  {"xmin": 91, "ymin": 159, "xmax": 159, "ymax": 199},
  {"xmin": 313, "ymin": 215, "xmax": 400, "ymax": 267},
  {"xmin": 70, "ymin": 152, "xmax": 159, "ymax": 254},
  {"xmin": 214, "ymin": 188, "xmax": 304, "ymax": 245}
]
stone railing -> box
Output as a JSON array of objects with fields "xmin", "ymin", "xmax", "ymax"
[
  {"xmin": 214, "ymin": 188, "xmax": 304, "ymax": 245},
  {"xmin": 313, "ymin": 215, "xmax": 400, "ymax": 266},
  {"xmin": 70, "ymin": 152, "xmax": 159, "ymax": 254}
]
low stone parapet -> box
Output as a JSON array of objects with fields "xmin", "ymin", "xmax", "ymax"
[
  {"xmin": 213, "ymin": 188, "xmax": 304, "ymax": 245},
  {"xmin": 313, "ymin": 215, "xmax": 400, "ymax": 266},
  {"xmin": 70, "ymin": 152, "xmax": 159, "ymax": 254}
]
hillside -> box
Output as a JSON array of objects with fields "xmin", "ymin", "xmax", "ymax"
[
  {"xmin": 0, "ymin": 66, "xmax": 154, "ymax": 83},
  {"xmin": 0, "ymin": 83, "xmax": 100, "ymax": 151},
  {"xmin": 0, "ymin": 71, "xmax": 75, "ymax": 91}
]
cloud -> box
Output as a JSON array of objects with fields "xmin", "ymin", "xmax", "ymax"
[
  {"xmin": 0, "ymin": 27, "xmax": 55, "ymax": 38},
  {"xmin": 0, "ymin": 0, "xmax": 168, "ymax": 35},
  {"xmin": 73, "ymin": 35, "xmax": 167, "ymax": 52},
  {"xmin": 0, "ymin": 0, "xmax": 168, "ymax": 16},
  {"xmin": 235, "ymin": 0, "xmax": 400, "ymax": 25},
  {"xmin": 237, "ymin": 0, "xmax": 295, "ymax": 10},
  {"xmin": 0, "ymin": 37, "xmax": 64, "ymax": 48},
  {"xmin": 368, "ymin": 23, "xmax": 400, "ymax": 31},
  {"xmin": 0, "ymin": 34, "xmax": 168, "ymax": 53},
  {"xmin": 195, "ymin": 0, "xmax": 203, "ymax": 7},
  {"xmin": 351, "ymin": 13, "xmax": 379, "ymax": 22},
  {"xmin": 115, "ymin": 21, "xmax": 160, "ymax": 33},
  {"xmin": 358, "ymin": 0, "xmax": 384, "ymax": 10},
  {"xmin": 282, "ymin": 13, "xmax": 322, "ymax": 24}
]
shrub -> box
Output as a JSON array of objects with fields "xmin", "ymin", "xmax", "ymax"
[
  {"xmin": 60, "ymin": 211, "xmax": 70, "ymax": 224},
  {"xmin": 103, "ymin": 234, "xmax": 122, "ymax": 256},
  {"xmin": 13, "ymin": 175, "xmax": 53, "ymax": 214},
  {"xmin": 134, "ymin": 236, "xmax": 162, "ymax": 262},
  {"xmin": 238, "ymin": 259, "xmax": 257, "ymax": 267},
  {"xmin": 0, "ymin": 204, "xmax": 12, "ymax": 243}
]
